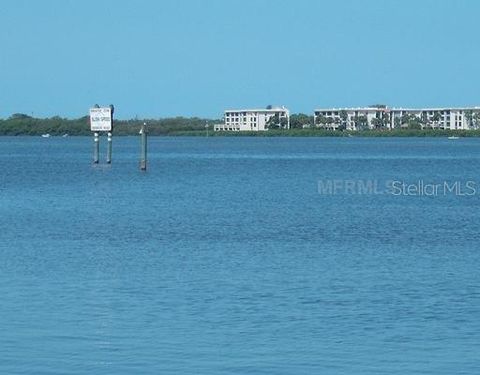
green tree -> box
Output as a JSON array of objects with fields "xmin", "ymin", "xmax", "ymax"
[
  {"xmin": 381, "ymin": 111, "xmax": 391, "ymax": 129},
  {"xmin": 339, "ymin": 110, "xmax": 348, "ymax": 130},
  {"xmin": 473, "ymin": 111, "xmax": 480, "ymax": 129},
  {"xmin": 407, "ymin": 115, "xmax": 423, "ymax": 129},
  {"xmin": 394, "ymin": 117, "xmax": 401, "ymax": 129},
  {"xmin": 401, "ymin": 113, "xmax": 422, "ymax": 128},
  {"xmin": 371, "ymin": 118, "xmax": 383, "ymax": 129},
  {"xmin": 432, "ymin": 111, "xmax": 441, "ymax": 129},
  {"xmin": 289, "ymin": 113, "xmax": 314, "ymax": 129},
  {"xmin": 408, "ymin": 122, "xmax": 422, "ymax": 130},
  {"xmin": 266, "ymin": 114, "xmax": 280, "ymax": 129},
  {"xmin": 324, "ymin": 117, "xmax": 335, "ymax": 130},
  {"xmin": 400, "ymin": 114, "xmax": 410, "ymax": 127},
  {"xmin": 266, "ymin": 114, "xmax": 288, "ymax": 129},
  {"xmin": 420, "ymin": 112, "xmax": 430, "ymax": 129},
  {"xmin": 333, "ymin": 117, "xmax": 342, "ymax": 130},
  {"xmin": 315, "ymin": 114, "xmax": 327, "ymax": 128},
  {"xmin": 464, "ymin": 110, "xmax": 474, "ymax": 129},
  {"xmin": 355, "ymin": 115, "xmax": 369, "ymax": 130}
]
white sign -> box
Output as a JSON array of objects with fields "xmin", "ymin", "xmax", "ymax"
[{"xmin": 90, "ymin": 107, "xmax": 112, "ymax": 131}]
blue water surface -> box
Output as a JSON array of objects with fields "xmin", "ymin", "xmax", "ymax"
[{"xmin": 0, "ymin": 136, "xmax": 479, "ymax": 374}]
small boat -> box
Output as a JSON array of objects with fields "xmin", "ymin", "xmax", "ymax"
[
  {"xmin": 448, "ymin": 136, "xmax": 459, "ymax": 140},
  {"xmin": 41, "ymin": 134, "xmax": 51, "ymax": 138},
  {"xmin": 62, "ymin": 134, "xmax": 69, "ymax": 137}
]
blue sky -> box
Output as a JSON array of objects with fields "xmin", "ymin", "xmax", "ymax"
[{"xmin": 0, "ymin": 0, "xmax": 478, "ymax": 119}]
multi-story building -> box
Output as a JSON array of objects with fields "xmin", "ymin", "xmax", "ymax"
[
  {"xmin": 389, "ymin": 108, "xmax": 478, "ymax": 130},
  {"xmin": 314, "ymin": 107, "xmax": 386, "ymax": 130},
  {"xmin": 313, "ymin": 106, "xmax": 480, "ymax": 130},
  {"xmin": 214, "ymin": 106, "xmax": 290, "ymax": 131}
]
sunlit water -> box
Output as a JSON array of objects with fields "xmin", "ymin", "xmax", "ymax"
[{"xmin": 1, "ymin": 136, "xmax": 479, "ymax": 374}]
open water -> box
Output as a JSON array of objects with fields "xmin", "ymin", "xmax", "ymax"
[{"xmin": 1, "ymin": 136, "xmax": 479, "ymax": 374}]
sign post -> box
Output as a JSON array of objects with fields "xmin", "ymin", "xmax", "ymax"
[
  {"xmin": 93, "ymin": 132, "xmax": 99, "ymax": 163},
  {"xmin": 106, "ymin": 132, "xmax": 112, "ymax": 164},
  {"xmin": 106, "ymin": 105, "xmax": 114, "ymax": 164},
  {"xmin": 139, "ymin": 122, "xmax": 147, "ymax": 171},
  {"xmin": 89, "ymin": 105, "xmax": 114, "ymax": 164}
]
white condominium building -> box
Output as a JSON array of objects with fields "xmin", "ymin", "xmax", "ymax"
[
  {"xmin": 314, "ymin": 107, "xmax": 382, "ymax": 130},
  {"xmin": 314, "ymin": 106, "xmax": 480, "ymax": 130},
  {"xmin": 214, "ymin": 106, "xmax": 290, "ymax": 131},
  {"xmin": 389, "ymin": 108, "xmax": 477, "ymax": 130}
]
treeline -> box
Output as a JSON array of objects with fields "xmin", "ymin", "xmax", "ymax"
[
  {"xmin": 204, "ymin": 128, "xmax": 480, "ymax": 137},
  {"xmin": 271, "ymin": 128, "xmax": 480, "ymax": 137},
  {"xmin": 0, "ymin": 113, "xmax": 218, "ymax": 136},
  {"xmin": 0, "ymin": 113, "xmax": 314, "ymax": 135},
  {"xmin": 1, "ymin": 113, "xmax": 480, "ymax": 137}
]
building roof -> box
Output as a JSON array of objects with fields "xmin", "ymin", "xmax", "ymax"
[
  {"xmin": 314, "ymin": 106, "xmax": 480, "ymax": 112},
  {"xmin": 314, "ymin": 107, "xmax": 385, "ymax": 112},
  {"xmin": 225, "ymin": 107, "xmax": 289, "ymax": 113}
]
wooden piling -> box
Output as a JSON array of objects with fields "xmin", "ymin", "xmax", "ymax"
[
  {"xmin": 140, "ymin": 123, "xmax": 147, "ymax": 171},
  {"xmin": 93, "ymin": 132, "xmax": 99, "ymax": 164},
  {"xmin": 106, "ymin": 132, "xmax": 112, "ymax": 164}
]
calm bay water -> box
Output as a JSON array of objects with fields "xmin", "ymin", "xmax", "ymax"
[{"xmin": 1, "ymin": 136, "xmax": 479, "ymax": 374}]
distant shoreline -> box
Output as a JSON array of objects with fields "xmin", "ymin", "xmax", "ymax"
[
  {"xmin": 1, "ymin": 115, "xmax": 480, "ymax": 137},
  {"xmin": 168, "ymin": 129, "xmax": 480, "ymax": 138},
  {"xmin": 3, "ymin": 130, "xmax": 480, "ymax": 138}
]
